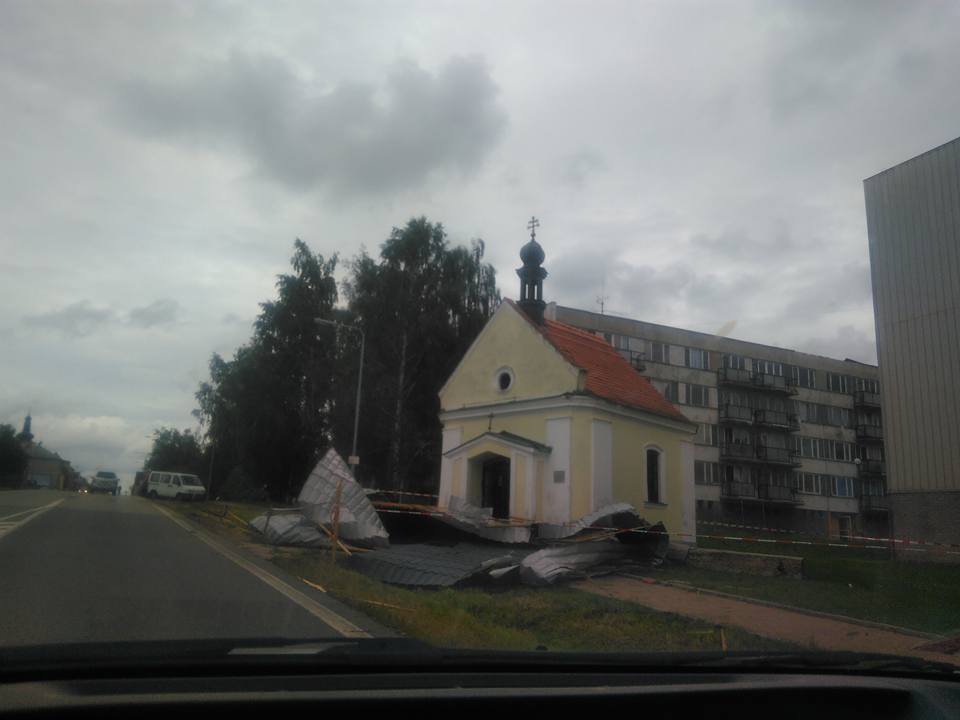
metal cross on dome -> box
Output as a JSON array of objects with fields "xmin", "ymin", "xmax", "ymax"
[{"xmin": 527, "ymin": 216, "xmax": 540, "ymax": 240}]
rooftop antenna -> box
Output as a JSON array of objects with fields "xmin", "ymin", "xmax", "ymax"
[{"xmin": 596, "ymin": 272, "xmax": 609, "ymax": 315}]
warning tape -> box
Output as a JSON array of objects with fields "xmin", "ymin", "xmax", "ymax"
[
  {"xmin": 365, "ymin": 504, "xmax": 960, "ymax": 555},
  {"xmin": 699, "ymin": 521, "xmax": 794, "ymax": 534},
  {"xmin": 699, "ymin": 520, "xmax": 960, "ymax": 551},
  {"xmin": 369, "ymin": 489, "xmax": 440, "ymax": 499}
]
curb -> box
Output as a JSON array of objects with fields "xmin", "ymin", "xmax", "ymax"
[{"xmin": 618, "ymin": 573, "xmax": 942, "ymax": 641}]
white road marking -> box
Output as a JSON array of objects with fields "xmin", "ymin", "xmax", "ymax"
[
  {"xmin": 0, "ymin": 498, "xmax": 64, "ymax": 540},
  {"xmin": 149, "ymin": 502, "xmax": 371, "ymax": 639}
]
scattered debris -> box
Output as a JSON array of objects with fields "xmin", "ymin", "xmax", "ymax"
[
  {"xmin": 537, "ymin": 502, "xmax": 642, "ymax": 540},
  {"xmin": 300, "ymin": 577, "xmax": 327, "ymax": 593},
  {"xmin": 435, "ymin": 496, "xmax": 532, "ymax": 544},
  {"xmin": 519, "ymin": 540, "xmax": 628, "ymax": 585},
  {"xmin": 249, "ymin": 512, "xmax": 331, "ymax": 548},
  {"xmin": 349, "ymin": 543, "xmax": 521, "ymax": 587},
  {"xmin": 298, "ymin": 449, "xmax": 390, "ymax": 548}
]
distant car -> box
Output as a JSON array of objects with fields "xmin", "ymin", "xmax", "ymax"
[
  {"xmin": 145, "ymin": 471, "xmax": 206, "ymax": 501},
  {"xmin": 89, "ymin": 471, "xmax": 120, "ymax": 495}
]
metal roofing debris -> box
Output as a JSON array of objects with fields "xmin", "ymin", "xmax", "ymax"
[
  {"xmin": 519, "ymin": 541, "xmax": 628, "ymax": 585},
  {"xmin": 349, "ymin": 543, "xmax": 520, "ymax": 587},
  {"xmin": 536, "ymin": 502, "xmax": 645, "ymax": 541},
  {"xmin": 249, "ymin": 512, "xmax": 331, "ymax": 548},
  {"xmin": 298, "ymin": 449, "xmax": 390, "ymax": 548},
  {"xmin": 437, "ymin": 496, "xmax": 533, "ymax": 544}
]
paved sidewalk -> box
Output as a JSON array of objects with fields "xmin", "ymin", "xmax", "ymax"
[{"xmin": 575, "ymin": 575, "xmax": 958, "ymax": 664}]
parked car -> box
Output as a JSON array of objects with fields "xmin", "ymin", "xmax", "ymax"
[
  {"xmin": 89, "ymin": 471, "xmax": 120, "ymax": 495},
  {"xmin": 145, "ymin": 471, "xmax": 206, "ymax": 501}
]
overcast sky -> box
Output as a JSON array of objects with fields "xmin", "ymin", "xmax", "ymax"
[{"xmin": 2, "ymin": 0, "xmax": 959, "ymax": 478}]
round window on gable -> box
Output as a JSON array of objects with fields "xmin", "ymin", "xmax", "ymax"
[{"xmin": 495, "ymin": 367, "xmax": 514, "ymax": 392}]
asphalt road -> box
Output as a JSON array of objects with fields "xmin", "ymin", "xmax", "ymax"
[{"xmin": 0, "ymin": 490, "xmax": 383, "ymax": 646}]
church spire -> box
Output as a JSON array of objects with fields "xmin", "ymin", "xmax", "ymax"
[
  {"xmin": 17, "ymin": 412, "xmax": 34, "ymax": 444},
  {"xmin": 517, "ymin": 216, "xmax": 548, "ymax": 324}
]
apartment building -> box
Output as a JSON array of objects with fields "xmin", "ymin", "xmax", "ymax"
[
  {"xmin": 548, "ymin": 304, "xmax": 887, "ymax": 539},
  {"xmin": 864, "ymin": 136, "xmax": 960, "ymax": 551}
]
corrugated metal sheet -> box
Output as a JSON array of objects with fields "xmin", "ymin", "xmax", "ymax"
[
  {"xmin": 349, "ymin": 544, "xmax": 520, "ymax": 587},
  {"xmin": 298, "ymin": 449, "xmax": 390, "ymax": 547}
]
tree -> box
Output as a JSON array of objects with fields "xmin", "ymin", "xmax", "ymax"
[
  {"xmin": 343, "ymin": 218, "xmax": 499, "ymax": 490},
  {"xmin": 0, "ymin": 424, "xmax": 27, "ymax": 487},
  {"xmin": 195, "ymin": 240, "xmax": 341, "ymax": 500},
  {"xmin": 145, "ymin": 427, "xmax": 204, "ymax": 475},
  {"xmin": 193, "ymin": 222, "xmax": 499, "ymax": 500}
]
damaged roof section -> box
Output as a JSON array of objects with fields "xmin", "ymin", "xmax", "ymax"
[
  {"xmin": 298, "ymin": 449, "xmax": 390, "ymax": 548},
  {"xmin": 349, "ymin": 543, "xmax": 521, "ymax": 587}
]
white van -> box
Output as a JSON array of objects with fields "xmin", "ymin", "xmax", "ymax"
[{"xmin": 146, "ymin": 471, "xmax": 206, "ymax": 501}]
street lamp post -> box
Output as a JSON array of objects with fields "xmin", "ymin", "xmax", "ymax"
[
  {"xmin": 315, "ymin": 317, "xmax": 365, "ymax": 563},
  {"xmin": 314, "ymin": 318, "xmax": 365, "ymax": 475}
]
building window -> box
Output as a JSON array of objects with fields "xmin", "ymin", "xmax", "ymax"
[
  {"xmin": 723, "ymin": 354, "xmax": 746, "ymax": 370},
  {"xmin": 606, "ymin": 333, "xmax": 629, "ymax": 350},
  {"xmin": 685, "ymin": 347, "xmax": 710, "ymax": 370},
  {"xmin": 695, "ymin": 460, "xmax": 719, "ymax": 485},
  {"xmin": 754, "ymin": 359, "xmax": 783, "ymax": 376},
  {"xmin": 832, "ymin": 476, "xmax": 855, "ymax": 498},
  {"xmin": 494, "ymin": 366, "xmax": 514, "ymax": 392},
  {"xmin": 794, "ymin": 472, "xmax": 822, "ymax": 495},
  {"xmin": 695, "ymin": 423, "xmax": 718, "ymax": 446},
  {"xmin": 646, "ymin": 448, "xmax": 662, "ymax": 504},
  {"xmin": 686, "ymin": 383, "xmax": 710, "ymax": 407},
  {"xmin": 662, "ymin": 381, "xmax": 679, "ymax": 402},
  {"xmin": 651, "ymin": 341, "xmax": 669, "ymax": 364},
  {"xmin": 856, "ymin": 377, "xmax": 880, "ymax": 394},
  {"xmin": 791, "ymin": 366, "xmax": 816, "ymax": 389},
  {"xmin": 827, "ymin": 373, "xmax": 850, "ymax": 394}
]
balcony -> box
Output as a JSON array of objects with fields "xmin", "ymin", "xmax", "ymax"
[
  {"xmin": 717, "ymin": 366, "xmax": 753, "ymax": 387},
  {"xmin": 721, "ymin": 480, "xmax": 757, "ymax": 499},
  {"xmin": 860, "ymin": 494, "xmax": 890, "ymax": 514},
  {"xmin": 753, "ymin": 408, "xmax": 798, "ymax": 430},
  {"xmin": 756, "ymin": 445, "xmax": 802, "ymax": 467},
  {"xmin": 752, "ymin": 372, "xmax": 799, "ymax": 395},
  {"xmin": 758, "ymin": 483, "xmax": 801, "ymax": 504},
  {"xmin": 857, "ymin": 459, "xmax": 886, "ymax": 476},
  {"xmin": 719, "ymin": 442, "xmax": 758, "ymax": 462},
  {"xmin": 721, "ymin": 480, "xmax": 801, "ymax": 504},
  {"xmin": 856, "ymin": 424, "xmax": 884, "ymax": 442},
  {"xmin": 854, "ymin": 390, "xmax": 882, "ymax": 409},
  {"xmin": 719, "ymin": 404, "xmax": 754, "ymax": 424}
]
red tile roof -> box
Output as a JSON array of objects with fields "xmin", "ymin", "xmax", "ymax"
[{"xmin": 506, "ymin": 300, "xmax": 689, "ymax": 423}]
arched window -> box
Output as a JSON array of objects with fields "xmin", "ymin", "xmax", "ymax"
[{"xmin": 646, "ymin": 448, "xmax": 662, "ymax": 504}]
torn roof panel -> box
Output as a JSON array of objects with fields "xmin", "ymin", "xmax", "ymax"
[
  {"xmin": 349, "ymin": 543, "xmax": 520, "ymax": 587},
  {"xmin": 298, "ymin": 448, "xmax": 389, "ymax": 548}
]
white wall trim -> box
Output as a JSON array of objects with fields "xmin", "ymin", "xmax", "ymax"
[
  {"xmin": 590, "ymin": 419, "xmax": 613, "ymax": 510},
  {"xmin": 440, "ymin": 394, "xmax": 696, "ymax": 434}
]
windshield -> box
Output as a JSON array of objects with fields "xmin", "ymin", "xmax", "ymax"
[{"xmin": 1, "ymin": 0, "xmax": 959, "ymax": 677}]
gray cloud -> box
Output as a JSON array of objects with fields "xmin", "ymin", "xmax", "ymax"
[
  {"xmin": 21, "ymin": 301, "xmax": 113, "ymax": 338},
  {"xmin": 558, "ymin": 150, "xmax": 606, "ymax": 189},
  {"xmin": 128, "ymin": 299, "xmax": 180, "ymax": 328},
  {"xmin": 115, "ymin": 54, "xmax": 507, "ymax": 196},
  {"xmin": 801, "ymin": 325, "xmax": 878, "ymax": 364}
]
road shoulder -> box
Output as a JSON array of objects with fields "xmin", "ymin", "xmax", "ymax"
[{"xmin": 148, "ymin": 500, "xmax": 397, "ymax": 639}]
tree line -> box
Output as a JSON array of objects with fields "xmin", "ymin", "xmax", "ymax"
[{"xmin": 148, "ymin": 217, "xmax": 500, "ymax": 501}]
